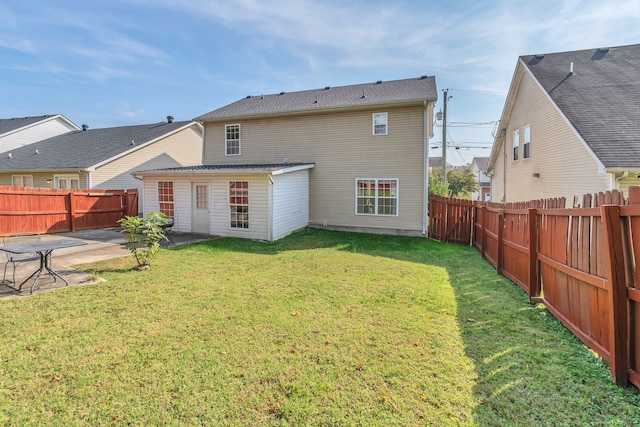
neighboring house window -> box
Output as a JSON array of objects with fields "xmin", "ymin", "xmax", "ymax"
[
  {"xmin": 54, "ymin": 174, "xmax": 79, "ymax": 189},
  {"xmin": 512, "ymin": 129, "xmax": 519, "ymax": 161},
  {"xmin": 372, "ymin": 113, "xmax": 388, "ymax": 135},
  {"xmin": 523, "ymin": 125, "xmax": 531, "ymax": 159},
  {"xmin": 11, "ymin": 175, "xmax": 33, "ymax": 187},
  {"xmin": 158, "ymin": 181, "xmax": 174, "ymax": 217},
  {"xmin": 229, "ymin": 181, "xmax": 249, "ymax": 228},
  {"xmin": 356, "ymin": 178, "xmax": 398, "ymax": 216},
  {"xmin": 225, "ymin": 124, "xmax": 241, "ymax": 155}
]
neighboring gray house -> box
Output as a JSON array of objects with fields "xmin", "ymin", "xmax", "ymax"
[
  {"xmin": 487, "ymin": 44, "xmax": 640, "ymax": 203},
  {"xmin": 0, "ymin": 114, "xmax": 79, "ymax": 154},
  {"xmin": 136, "ymin": 77, "xmax": 438, "ymax": 241},
  {"xmin": 0, "ymin": 118, "xmax": 203, "ymax": 210},
  {"xmin": 470, "ymin": 157, "xmax": 490, "ymax": 201}
]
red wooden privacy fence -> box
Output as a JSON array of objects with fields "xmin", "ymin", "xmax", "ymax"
[
  {"xmin": 0, "ymin": 186, "xmax": 138, "ymax": 236},
  {"xmin": 429, "ymin": 188, "xmax": 640, "ymax": 390}
]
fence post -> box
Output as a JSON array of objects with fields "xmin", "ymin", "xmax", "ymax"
[
  {"xmin": 69, "ymin": 191, "xmax": 76, "ymax": 232},
  {"xmin": 600, "ymin": 204, "xmax": 629, "ymax": 386},
  {"xmin": 528, "ymin": 207, "xmax": 541, "ymax": 303},
  {"xmin": 480, "ymin": 206, "xmax": 487, "ymax": 259},
  {"xmin": 497, "ymin": 209, "xmax": 504, "ymax": 274}
]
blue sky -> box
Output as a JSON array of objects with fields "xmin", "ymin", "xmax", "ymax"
[{"xmin": 1, "ymin": 0, "xmax": 639, "ymax": 165}]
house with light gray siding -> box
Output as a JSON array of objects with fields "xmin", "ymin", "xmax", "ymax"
[
  {"xmin": 0, "ymin": 114, "xmax": 79, "ymax": 153},
  {"xmin": 488, "ymin": 44, "xmax": 640, "ymax": 204},
  {"xmin": 0, "ymin": 118, "xmax": 203, "ymax": 210},
  {"xmin": 136, "ymin": 76, "xmax": 438, "ymax": 241}
]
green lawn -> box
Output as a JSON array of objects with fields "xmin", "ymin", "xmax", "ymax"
[{"xmin": 1, "ymin": 228, "xmax": 639, "ymax": 426}]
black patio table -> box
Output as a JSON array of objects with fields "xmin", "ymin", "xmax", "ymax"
[{"xmin": 0, "ymin": 239, "xmax": 87, "ymax": 295}]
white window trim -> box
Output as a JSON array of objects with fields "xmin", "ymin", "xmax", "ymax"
[
  {"xmin": 355, "ymin": 178, "xmax": 399, "ymax": 216},
  {"xmin": 157, "ymin": 180, "xmax": 175, "ymax": 217},
  {"xmin": 11, "ymin": 174, "xmax": 33, "ymax": 187},
  {"xmin": 225, "ymin": 124, "xmax": 241, "ymax": 156},
  {"xmin": 229, "ymin": 180, "xmax": 250, "ymax": 230},
  {"xmin": 372, "ymin": 112, "xmax": 388, "ymax": 136},
  {"xmin": 523, "ymin": 125, "xmax": 531, "ymax": 159},
  {"xmin": 512, "ymin": 129, "xmax": 520, "ymax": 161},
  {"xmin": 54, "ymin": 174, "xmax": 80, "ymax": 189}
]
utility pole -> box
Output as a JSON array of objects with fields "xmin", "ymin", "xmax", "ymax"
[{"xmin": 442, "ymin": 89, "xmax": 449, "ymax": 184}]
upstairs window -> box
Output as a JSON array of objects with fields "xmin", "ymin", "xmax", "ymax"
[
  {"xmin": 158, "ymin": 181, "xmax": 174, "ymax": 217},
  {"xmin": 523, "ymin": 125, "xmax": 531, "ymax": 159},
  {"xmin": 225, "ymin": 124, "xmax": 241, "ymax": 156},
  {"xmin": 372, "ymin": 113, "xmax": 388, "ymax": 135},
  {"xmin": 512, "ymin": 129, "xmax": 519, "ymax": 161}
]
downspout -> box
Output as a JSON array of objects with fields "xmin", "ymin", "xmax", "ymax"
[
  {"xmin": 268, "ymin": 174, "xmax": 274, "ymax": 242},
  {"xmin": 614, "ymin": 171, "xmax": 628, "ymax": 190},
  {"xmin": 502, "ymin": 129, "xmax": 507, "ymax": 203},
  {"xmin": 423, "ymin": 100, "xmax": 430, "ymax": 236}
]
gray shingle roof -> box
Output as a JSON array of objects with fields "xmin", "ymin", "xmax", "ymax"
[
  {"xmin": 0, "ymin": 121, "xmax": 196, "ymax": 170},
  {"xmin": 195, "ymin": 76, "xmax": 437, "ymax": 121},
  {"xmin": 0, "ymin": 115, "xmax": 61, "ymax": 136},
  {"xmin": 521, "ymin": 44, "xmax": 640, "ymax": 169},
  {"xmin": 472, "ymin": 157, "xmax": 489, "ymax": 171}
]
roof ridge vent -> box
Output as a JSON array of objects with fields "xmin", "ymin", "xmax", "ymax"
[
  {"xmin": 324, "ymin": 86, "xmax": 331, "ymax": 90},
  {"xmin": 420, "ymin": 75, "xmax": 428, "ymax": 79},
  {"xmin": 279, "ymin": 91, "xmax": 286, "ymax": 95},
  {"xmin": 376, "ymin": 80, "xmax": 383, "ymax": 84}
]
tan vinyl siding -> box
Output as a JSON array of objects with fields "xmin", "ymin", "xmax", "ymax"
[
  {"xmin": 617, "ymin": 175, "xmax": 640, "ymax": 197},
  {"xmin": 499, "ymin": 70, "xmax": 610, "ymax": 203},
  {"xmin": 0, "ymin": 171, "xmax": 87, "ymax": 189},
  {"xmin": 203, "ymin": 106, "xmax": 426, "ymax": 233},
  {"xmin": 92, "ymin": 126, "xmax": 202, "ymax": 212}
]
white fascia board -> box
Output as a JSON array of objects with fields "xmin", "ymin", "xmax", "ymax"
[
  {"xmin": 89, "ymin": 122, "xmax": 203, "ymax": 170},
  {"xmin": 270, "ymin": 163, "xmax": 315, "ymax": 175}
]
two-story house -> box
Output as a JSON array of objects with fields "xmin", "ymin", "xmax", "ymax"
[
  {"xmin": 487, "ymin": 44, "xmax": 640, "ymax": 204},
  {"xmin": 136, "ymin": 77, "xmax": 437, "ymax": 241}
]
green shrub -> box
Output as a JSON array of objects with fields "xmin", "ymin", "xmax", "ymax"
[{"xmin": 118, "ymin": 211, "xmax": 167, "ymax": 268}]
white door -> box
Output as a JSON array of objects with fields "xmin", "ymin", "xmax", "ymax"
[{"xmin": 192, "ymin": 183, "xmax": 210, "ymax": 234}]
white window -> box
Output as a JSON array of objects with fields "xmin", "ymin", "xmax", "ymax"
[
  {"xmin": 225, "ymin": 124, "xmax": 241, "ymax": 156},
  {"xmin": 229, "ymin": 181, "xmax": 249, "ymax": 228},
  {"xmin": 158, "ymin": 181, "xmax": 174, "ymax": 217},
  {"xmin": 11, "ymin": 175, "xmax": 33, "ymax": 187},
  {"xmin": 356, "ymin": 178, "xmax": 398, "ymax": 216},
  {"xmin": 372, "ymin": 113, "xmax": 388, "ymax": 135},
  {"xmin": 523, "ymin": 125, "xmax": 531, "ymax": 159},
  {"xmin": 512, "ymin": 129, "xmax": 519, "ymax": 161},
  {"xmin": 54, "ymin": 174, "xmax": 80, "ymax": 189}
]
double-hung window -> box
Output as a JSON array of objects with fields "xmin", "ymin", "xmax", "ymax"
[
  {"xmin": 12, "ymin": 175, "xmax": 33, "ymax": 187},
  {"xmin": 158, "ymin": 181, "xmax": 174, "ymax": 217},
  {"xmin": 356, "ymin": 178, "xmax": 398, "ymax": 216},
  {"xmin": 372, "ymin": 113, "xmax": 388, "ymax": 135},
  {"xmin": 225, "ymin": 124, "xmax": 241, "ymax": 156},
  {"xmin": 512, "ymin": 129, "xmax": 520, "ymax": 161},
  {"xmin": 523, "ymin": 125, "xmax": 531, "ymax": 159},
  {"xmin": 229, "ymin": 181, "xmax": 249, "ymax": 228}
]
